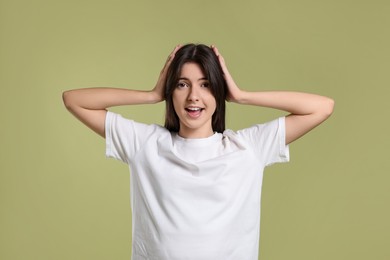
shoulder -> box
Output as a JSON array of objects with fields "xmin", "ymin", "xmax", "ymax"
[
  {"xmin": 106, "ymin": 111, "xmax": 169, "ymax": 137},
  {"xmin": 223, "ymin": 117, "xmax": 289, "ymax": 165},
  {"xmin": 224, "ymin": 117, "xmax": 284, "ymax": 139}
]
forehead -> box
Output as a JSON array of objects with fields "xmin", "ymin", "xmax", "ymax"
[{"xmin": 179, "ymin": 62, "xmax": 206, "ymax": 79}]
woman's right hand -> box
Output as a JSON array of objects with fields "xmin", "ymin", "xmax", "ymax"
[
  {"xmin": 62, "ymin": 45, "xmax": 182, "ymax": 138},
  {"xmin": 151, "ymin": 44, "xmax": 182, "ymax": 102}
]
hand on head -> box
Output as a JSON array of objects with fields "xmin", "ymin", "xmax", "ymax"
[
  {"xmin": 210, "ymin": 45, "xmax": 243, "ymax": 103},
  {"xmin": 154, "ymin": 43, "xmax": 243, "ymax": 104}
]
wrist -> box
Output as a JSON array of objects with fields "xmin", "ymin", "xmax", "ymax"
[
  {"xmin": 149, "ymin": 89, "xmax": 164, "ymax": 104},
  {"xmin": 228, "ymin": 89, "xmax": 247, "ymax": 104}
]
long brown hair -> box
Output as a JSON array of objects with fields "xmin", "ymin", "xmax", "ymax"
[{"xmin": 164, "ymin": 44, "xmax": 227, "ymax": 133}]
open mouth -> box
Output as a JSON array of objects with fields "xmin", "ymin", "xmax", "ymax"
[
  {"xmin": 185, "ymin": 107, "xmax": 204, "ymax": 112},
  {"xmin": 185, "ymin": 107, "xmax": 204, "ymax": 118}
]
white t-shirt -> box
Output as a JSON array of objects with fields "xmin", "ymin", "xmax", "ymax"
[{"xmin": 105, "ymin": 111, "xmax": 289, "ymax": 260}]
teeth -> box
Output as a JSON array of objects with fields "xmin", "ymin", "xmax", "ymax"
[{"xmin": 187, "ymin": 107, "xmax": 201, "ymax": 111}]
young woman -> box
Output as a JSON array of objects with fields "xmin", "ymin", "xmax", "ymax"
[{"xmin": 63, "ymin": 43, "xmax": 334, "ymax": 260}]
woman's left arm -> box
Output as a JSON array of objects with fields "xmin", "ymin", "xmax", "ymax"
[
  {"xmin": 233, "ymin": 91, "xmax": 334, "ymax": 144},
  {"xmin": 212, "ymin": 46, "xmax": 335, "ymax": 145}
]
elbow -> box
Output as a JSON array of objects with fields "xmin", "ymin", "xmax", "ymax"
[
  {"xmin": 321, "ymin": 97, "xmax": 335, "ymax": 119},
  {"xmin": 326, "ymin": 97, "xmax": 335, "ymax": 116},
  {"xmin": 62, "ymin": 90, "xmax": 75, "ymax": 111}
]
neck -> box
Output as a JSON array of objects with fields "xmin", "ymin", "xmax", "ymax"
[{"xmin": 178, "ymin": 128, "xmax": 214, "ymax": 139}]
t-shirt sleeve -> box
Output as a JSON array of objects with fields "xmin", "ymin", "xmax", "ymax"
[
  {"xmin": 105, "ymin": 111, "xmax": 153, "ymax": 164},
  {"xmin": 237, "ymin": 117, "xmax": 290, "ymax": 167}
]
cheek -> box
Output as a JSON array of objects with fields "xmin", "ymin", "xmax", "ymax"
[
  {"xmin": 206, "ymin": 94, "xmax": 217, "ymax": 111},
  {"xmin": 172, "ymin": 92, "xmax": 182, "ymax": 114}
]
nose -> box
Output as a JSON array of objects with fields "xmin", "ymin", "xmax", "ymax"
[{"xmin": 187, "ymin": 86, "xmax": 200, "ymax": 101}]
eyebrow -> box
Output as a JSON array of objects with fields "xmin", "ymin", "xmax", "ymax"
[{"xmin": 178, "ymin": 77, "xmax": 208, "ymax": 81}]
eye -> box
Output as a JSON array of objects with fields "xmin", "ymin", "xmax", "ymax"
[
  {"xmin": 177, "ymin": 82, "xmax": 188, "ymax": 88},
  {"xmin": 201, "ymin": 82, "xmax": 210, "ymax": 88}
]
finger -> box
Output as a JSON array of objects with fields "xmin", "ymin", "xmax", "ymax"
[
  {"xmin": 161, "ymin": 45, "xmax": 177, "ymax": 73},
  {"xmin": 211, "ymin": 44, "xmax": 220, "ymax": 57},
  {"xmin": 162, "ymin": 44, "xmax": 182, "ymax": 72},
  {"xmin": 172, "ymin": 44, "xmax": 182, "ymax": 54},
  {"xmin": 167, "ymin": 44, "xmax": 182, "ymax": 62},
  {"xmin": 211, "ymin": 45, "xmax": 226, "ymax": 65},
  {"xmin": 211, "ymin": 46, "xmax": 229, "ymax": 75}
]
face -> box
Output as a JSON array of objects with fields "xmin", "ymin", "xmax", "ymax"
[{"xmin": 172, "ymin": 62, "xmax": 217, "ymax": 138}]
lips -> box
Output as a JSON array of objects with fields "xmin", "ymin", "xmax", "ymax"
[{"xmin": 185, "ymin": 107, "xmax": 204, "ymax": 118}]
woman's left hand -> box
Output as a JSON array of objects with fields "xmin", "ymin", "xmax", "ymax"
[{"xmin": 211, "ymin": 45, "xmax": 245, "ymax": 103}]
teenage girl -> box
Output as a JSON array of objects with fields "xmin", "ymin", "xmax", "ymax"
[{"xmin": 63, "ymin": 43, "xmax": 334, "ymax": 260}]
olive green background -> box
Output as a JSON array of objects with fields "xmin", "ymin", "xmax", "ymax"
[{"xmin": 1, "ymin": 0, "xmax": 389, "ymax": 259}]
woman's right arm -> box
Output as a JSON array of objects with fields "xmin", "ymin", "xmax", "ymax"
[
  {"xmin": 62, "ymin": 45, "xmax": 182, "ymax": 138},
  {"xmin": 62, "ymin": 88, "xmax": 163, "ymax": 138}
]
